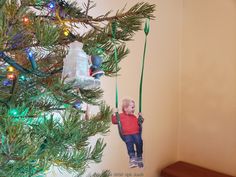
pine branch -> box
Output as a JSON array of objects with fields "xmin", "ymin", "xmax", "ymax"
[{"xmin": 59, "ymin": 2, "xmax": 155, "ymax": 23}]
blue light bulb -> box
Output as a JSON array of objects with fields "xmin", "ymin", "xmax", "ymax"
[
  {"xmin": 28, "ymin": 51, "xmax": 33, "ymax": 58},
  {"xmin": 48, "ymin": 2, "xmax": 55, "ymax": 9},
  {"xmin": 2, "ymin": 79, "xmax": 12, "ymax": 86}
]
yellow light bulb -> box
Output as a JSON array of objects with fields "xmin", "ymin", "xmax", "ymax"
[
  {"xmin": 64, "ymin": 30, "xmax": 69, "ymax": 36},
  {"xmin": 7, "ymin": 66, "xmax": 14, "ymax": 72}
]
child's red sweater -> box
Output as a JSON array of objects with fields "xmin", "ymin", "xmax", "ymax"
[{"xmin": 112, "ymin": 113, "xmax": 140, "ymax": 135}]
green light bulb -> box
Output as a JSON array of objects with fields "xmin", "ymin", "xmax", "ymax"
[
  {"xmin": 19, "ymin": 75, "xmax": 26, "ymax": 81},
  {"xmin": 9, "ymin": 109, "xmax": 19, "ymax": 116}
]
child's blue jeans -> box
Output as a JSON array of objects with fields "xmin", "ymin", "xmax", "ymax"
[{"xmin": 123, "ymin": 133, "xmax": 143, "ymax": 159}]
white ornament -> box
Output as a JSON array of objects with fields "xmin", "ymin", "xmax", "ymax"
[{"xmin": 62, "ymin": 42, "xmax": 100, "ymax": 89}]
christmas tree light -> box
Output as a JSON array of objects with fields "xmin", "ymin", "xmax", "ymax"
[
  {"xmin": 8, "ymin": 108, "xmax": 19, "ymax": 116},
  {"xmin": 7, "ymin": 73, "xmax": 16, "ymax": 80},
  {"xmin": 7, "ymin": 66, "xmax": 14, "ymax": 72},
  {"xmin": 22, "ymin": 17, "xmax": 30, "ymax": 24},
  {"xmin": 48, "ymin": 1, "xmax": 56, "ymax": 10}
]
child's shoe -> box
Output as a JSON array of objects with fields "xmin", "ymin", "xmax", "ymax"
[
  {"xmin": 136, "ymin": 157, "xmax": 144, "ymax": 168},
  {"xmin": 129, "ymin": 158, "xmax": 138, "ymax": 168}
]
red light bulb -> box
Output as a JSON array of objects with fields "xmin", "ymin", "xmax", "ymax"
[
  {"xmin": 7, "ymin": 73, "xmax": 16, "ymax": 80},
  {"xmin": 23, "ymin": 17, "xmax": 29, "ymax": 24}
]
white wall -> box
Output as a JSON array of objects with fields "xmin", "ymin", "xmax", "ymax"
[{"xmin": 178, "ymin": 0, "xmax": 236, "ymax": 176}]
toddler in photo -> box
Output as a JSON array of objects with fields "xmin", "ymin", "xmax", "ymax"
[{"xmin": 112, "ymin": 98, "xmax": 144, "ymax": 168}]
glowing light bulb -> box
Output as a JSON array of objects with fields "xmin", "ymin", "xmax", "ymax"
[
  {"xmin": 64, "ymin": 29, "xmax": 69, "ymax": 36},
  {"xmin": 9, "ymin": 109, "xmax": 19, "ymax": 116},
  {"xmin": 7, "ymin": 66, "xmax": 14, "ymax": 72},
  {"xmin": 7, "ymin": 73, "xmax": 16, "ymax": 80},
  {"xmin": 48, "ymin": 2, "xmax": 55, "ymax": 9},
  {"xmin": 19, "ymin": 75, "xmax": 26, "ymax": 81},
  {"xmin": 28, "ymin": 51, "xmax": 33, "ymax": 58},
  {"xmin": 23, "ymin": 17, "xmax": 29, "ymax": 24}
]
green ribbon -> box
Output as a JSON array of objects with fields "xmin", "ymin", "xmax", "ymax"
[
  {"xmin": 112, "ymin": 21, "xmax": 125, "ymax": 140},
  {"xmin": 139, "ymin": 18, "xmax": 150, "ymax": 114},
  {"xmin": 112, "ymin": 21, "xmax": 119, "ymax": 109},
  {"xmin": 112, "ymin": 18, "xmax": 150, "ymax": 132}
]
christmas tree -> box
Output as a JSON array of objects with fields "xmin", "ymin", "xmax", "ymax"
[{"xmin": 0, "ymin": 0, "xmax": 155, "ymax": 176}]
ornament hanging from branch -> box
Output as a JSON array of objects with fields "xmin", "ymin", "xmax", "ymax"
[
  {"xmin": 62, "ymin": 41, "xmax": 103, "ymax": 89},
  {"xmin": 90, "ymin": 55, "xmax": 105, "ymax": 79}
]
